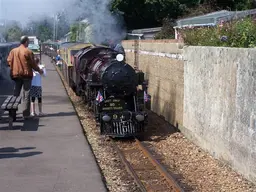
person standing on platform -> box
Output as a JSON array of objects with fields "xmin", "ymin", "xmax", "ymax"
[
  {"xmin": 30, "ymin": 58, "xmax": 46, "ymax": 117},
  {"xmin": 7, "ymin": 36, "xmax": 43, "ymax": 119}
]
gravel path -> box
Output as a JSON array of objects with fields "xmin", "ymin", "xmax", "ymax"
[{"xmin": 144, "ymin": 111, "xmax": 256, "ymax": 192}]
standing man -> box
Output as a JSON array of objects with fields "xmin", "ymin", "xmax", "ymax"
[{"xmin": 7, "ymin": 36, "xmax": 43, "ymax": 119}]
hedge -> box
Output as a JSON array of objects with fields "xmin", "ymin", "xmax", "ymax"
[{"xmin": 180, "ymin": 17, "xmax": 256, "ymax": 48}]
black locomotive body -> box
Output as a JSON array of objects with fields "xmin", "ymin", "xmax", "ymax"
[{"xmin": 71, "ymin": 46, "xmax": 148, "ymax": 137}]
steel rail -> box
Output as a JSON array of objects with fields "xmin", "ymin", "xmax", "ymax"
[
  {"xmin": 135, "ymin": 138, "xmax": 184, "ymax": 192},
  {"xmin": 112, "ymin": 141, "xmax": 147, "ymax": 192}
]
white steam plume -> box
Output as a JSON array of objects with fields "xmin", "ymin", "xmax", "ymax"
[{"xmin": 0, "ymin": 0, "xmax": 126, "ymax": 44}]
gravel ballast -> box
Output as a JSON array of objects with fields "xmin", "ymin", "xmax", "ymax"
[{"xmin": 144, "ymin": 112, "xmax": 256, "ymax": 192}]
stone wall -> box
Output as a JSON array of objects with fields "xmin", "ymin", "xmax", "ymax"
[
  {"xmin": 183, "ymin": 46, "xmax": 256, "ymax": 182},
  {"xmin": 122, "ymin": 40, "xmax": 256, "ymax": 183}
]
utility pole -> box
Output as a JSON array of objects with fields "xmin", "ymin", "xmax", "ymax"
[
  {"xmin": 53, "ymin": 14, "xmax": 59, "ymax": 41},
  {"xmin": 0, "ymin": 0, "xmax": 6, "ymax": 33},
  {"xmin": 55, "ymin": 14, "xmax": 58, "ymax": 41},
  {"xmin": 53, "ymin": 14, "xmax": 56, "ymax": 41}
]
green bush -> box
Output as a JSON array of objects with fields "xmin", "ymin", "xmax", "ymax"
[
  {"xmin": 154, "ymin": 18, "xmax": 175, "ymax": 39},
  {"xmin": 70, "ymin": 23, "xmax": 79, "ymax": 42},
  {"xmin": 180, "ymin": 17, "xmax": 256, "ymax": 48}
]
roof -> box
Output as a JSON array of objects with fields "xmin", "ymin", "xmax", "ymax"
[
  {"xmin": 28, "ymin": 44, "xmax": 39, "ymax": 50},
  {"xmin": 80, "ymin": 19, "xmax": 90, "ymax": 24},
  {"xmin": 127, "ymin": 33, "xmax": 144, "ymax": 37},
  {"xmin": 42, "ymin": 41, "xmax": 60, "ymax": 46},
  {"xmin": 0, "ymin": 43, "xmax": 12, "ymax": 47},
  {"xmin": 175, "ymin": 9, "xmax": 256, "ymax": 28},
  {"xmin": 64, "ymin": 32, "xmax": 71, "ymax": 37},
  {"xmin": 59, "ymin": 42, "xmax": 85, "ymax": 49},
  {"xmin": 129, "ymin": 27, "xmax": 162, "ymax": 34}
]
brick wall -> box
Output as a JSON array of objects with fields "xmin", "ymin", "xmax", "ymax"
[{"xmin": 122, "ymin": 40, "xmax": 184, "ymax": 126}]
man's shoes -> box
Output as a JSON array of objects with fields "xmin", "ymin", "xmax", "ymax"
[{"xmin": 38, "ymin": 112, "xmax": 46, "ymax": 117}]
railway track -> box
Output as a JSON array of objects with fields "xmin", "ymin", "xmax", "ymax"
[
  {"xmin": 112, "ymin": 137, "xmax": 184, "ymax": 192},
  {"xmin": 55, "ymin": 61, "xmax": 184, "ymax": 191}
]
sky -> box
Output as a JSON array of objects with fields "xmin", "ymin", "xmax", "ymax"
[
  {"xmin": 0, "ymin": 0, "xmax": 71, "ymax": 24},
  {"xmin": 0, "ymin": 0, "xmax": 126, "ymax": 43}
]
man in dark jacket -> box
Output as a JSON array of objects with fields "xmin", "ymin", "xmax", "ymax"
[{"xmin": 7, "ymin": 36, "xmax": 43, "ymax": 119}]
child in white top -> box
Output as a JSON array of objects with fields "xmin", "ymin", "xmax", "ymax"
[{"xmin": 31, "ymin": 58, "xmax": 46, "ymax": 116}]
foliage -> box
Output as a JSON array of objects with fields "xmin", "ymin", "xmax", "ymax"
[
  {"xmin": 179, "ymin": 4, "xmax": 215, "ymax": 19},
  {"xmin": 4, "ymin": 22, "xmax": 23, "ymax": 42},
  {"xmin": 24, "ymin": 13, "xmax": 69, "ymax": 42},
  {"xmin": 56, "ymin": 11, "xmax": 70, "ymax": 39},
  {"xmin": 111, "ymin": 0, "xmax": 199, "ymax": 29},
  {"xmin": 202, "ymin": 0, "xmax": 254, "ymax": 10},
  {"xmin": 180, "ymin": 17, "xmax": 256, "ymax": 48},
  {"xmin": 111, "ymin": 0, "xmax": 256, "ymax": 30},
  {"xmin": 3, "ymin": 0, "xmax": 253, "ymax": 42},
  {"xmin": 37, "ymin": 20, "xmax": 53, "ymax": 42},
  {"xmin": 23, "ymin": 18, "xmax": 53, "ymax": 42},
  {"xmin": 154, "ymin": 18, "xmax": 175, "ymax": 39},
  {"xmin": 70, "ymin": 23, "xmax": 79, "ymax": 41}
]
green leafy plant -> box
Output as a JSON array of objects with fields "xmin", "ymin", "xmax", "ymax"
[
  {"xmin": 180, "ymin": 17, "xmax": 256, "ymax": 48},
  {"xmin": 154, "ymin": 18, "xmax": 175, "ymax": 39},
  {"xmin": 70, "ymin": 23, "xmax": 79, "ymax": 41}
]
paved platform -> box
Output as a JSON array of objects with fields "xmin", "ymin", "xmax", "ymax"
[{"xmin": 0, "ymin": 55, "xmax": 107, "ymax": 192}]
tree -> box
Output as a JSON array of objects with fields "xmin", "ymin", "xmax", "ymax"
[
  {"xmin": 70, "ymin": 23, "xmax": 79, "ymax": 41},
  {"xmin": 154, "ymin": 18, "xmax": 175, "ymax": 39},
  {"xmin": 37, "ymin": 19, "xmax": 53, "ymax": 42},
  {"xmin": 200, "ymin": 0, "xmax": 255, "ymax": 10},
  {"xmin": 4, "ymin": 22, "xmax": 23, "ymax": 42},
  {"xmin": 24, "ymin": 17, "xmax": 55, "ymax": 42},
  {"xmin": 55, "ymin": 11, "xmax": 70, "ymax": 40},
  {"xmin": 111, "ymin": 0, "xmax": 201, "ymax": 29},
  {"xmin": 111, "ymin": 0, "xmax": 253, "ymax": 30}
]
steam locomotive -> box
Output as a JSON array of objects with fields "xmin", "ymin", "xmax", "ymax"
[{"xmin": 43, "ymin": 42, "xmax": 148, "ymax": 138}]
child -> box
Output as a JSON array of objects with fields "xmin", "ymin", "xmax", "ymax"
[{"xmin": 31, "ymin": 58, "xmax": 46, "ymax": 116}]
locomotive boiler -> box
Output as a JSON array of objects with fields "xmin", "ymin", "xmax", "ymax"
[{"xmin": 71, "ymin": 45, "xmax": 148, "ymax": 137}]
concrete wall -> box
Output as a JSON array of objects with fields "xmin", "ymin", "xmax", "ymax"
[
  {"xmin": 122, "ymin": 40, "xmax": 256, "ymax": 183},
  {"xmin": 122, "ymin": 40, "xmax": 184, "ymax": 126},
  {"xmin": 183, "ymin": 46, "xmax": 256, "ymax": 182}
]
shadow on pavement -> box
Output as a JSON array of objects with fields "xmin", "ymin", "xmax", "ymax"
[
  {"xmin": 21, "ymin": 118, "xmax": 42, "ymax": 131},
  {"xmin": 0, "ymin": 147, "xmax": 42, "ymax": 159},
  {"xmin": 0, "ymin": 114, "xmax": 43, "ymax": 131},
  {"xmin": 45, "ymin": 111, "xmax": 76, "ymax": 117}
]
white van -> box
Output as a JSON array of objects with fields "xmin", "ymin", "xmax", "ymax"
[{"xmin": 28, "ymin": 36, "xmax": 39, "ymax": 46}]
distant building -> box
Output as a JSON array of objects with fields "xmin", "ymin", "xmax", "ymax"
[
  {"xmin": 60, "ymin": 19, "xmax": 92, "ymax": 43},
  {"xmin": 61, "ymin": 32, "xmax": 71, "ymax": 42},
  {"xmin": 0, "ymin": 33, "xmax": 6, "ymax": 43},
  {"xmin": 173, "ymin": 9, "xmax": 256, "ymax": 40},
  {"xmin": 127, "ymin": 27, "xmax": 162, "ymax": 40},
  {"xmin": 77, "ymin": 19, "xmax": 93, "ymax": 43}
]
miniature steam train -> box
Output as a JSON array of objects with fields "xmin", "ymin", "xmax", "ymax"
[{"xmin": 42, "ymin": 42, "xmax": 148, "ymax": 137}]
